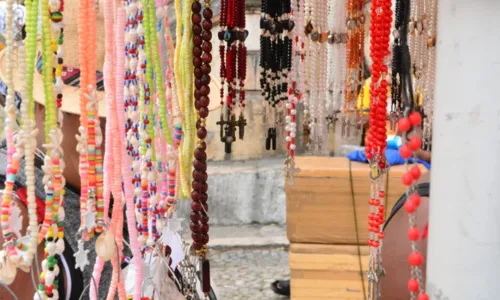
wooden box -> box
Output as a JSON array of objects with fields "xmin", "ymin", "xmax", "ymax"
[
  {"xmin": 286, "ymin": 157, "xmax": 425, "ymax": 245},
  {"xmin": 289, "ymin": 243, "xmax": 368, "ymax": 300}
]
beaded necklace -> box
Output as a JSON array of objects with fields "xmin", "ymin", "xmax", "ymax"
[
  {"xmin": 20, "ymin": 0, "xmax": 40, "ymax": 270},
  {"xmin": 365, "ymin": 0, "xmax": 392, "ymax": 298},
  {"xmin": 1, "ymin": 0, "xmax": 26, "ymax": 274},
  {"xmin": 284, "ymin": 0, "xmax": 299, "ymax": 184},
  {"xmin": 217, "ymin": 0, "xmax": 248, "ymax": 154},
  {"xmin": 326, "ymin": 0, "xmax": 347, "ymax": 136},
  {"xmin": 36, "ymin": 0, "xmax": 67, "ymax": 299},
  {"xmin": 120, "ymin": 2, "xmax": 144, "ymax": 297},
  {"xmin": 178, "ymin": 0, "xmax": 196, "ymax": 200},
  {"xmin": 342, "ymin": 0, "xmax": 365, "ymax": 138},
  {"xmin": 260, "ymin": 0, "xmax": 293, "ymax": 151},
  {"xmin": 191, "ymin": 0, "xmax": 212, "ymax": 295}
]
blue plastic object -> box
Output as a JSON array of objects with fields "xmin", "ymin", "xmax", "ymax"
[{"xmin": 346, "ymin": 149, "xmax": 431, "ymax": 170}]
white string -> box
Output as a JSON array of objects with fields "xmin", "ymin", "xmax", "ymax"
[{"xmin": 60, "ymin": 254, "xmax": 72, "ymax": 300}]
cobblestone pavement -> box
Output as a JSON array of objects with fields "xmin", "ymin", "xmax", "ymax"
[{"xmin": 210, "ymin": 247, "xmax": 290, "ymax": 300}]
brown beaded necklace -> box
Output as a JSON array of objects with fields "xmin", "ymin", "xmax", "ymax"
[
  {"xmin": 217, "ymin": 0, "xmax": 248, "ymax": 154},
  {"xmin": 191, "ymin": 0, "xmax": 212, "ymax": 295}
]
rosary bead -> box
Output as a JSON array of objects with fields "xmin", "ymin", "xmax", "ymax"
[
  {"xmin": 202, "ymin": 19, "xmax": 213, "ymax": 31},
  {"xmin": 200, "ymin": 214, "xmax": 209, "ymax": 224},
  {"xmin": 193, "ymin": 170, "xmax": 208, "ymax": 182},
  {"xmin": 199, "ymin": 107, "xmax": 209, "ymax": 118},
  {"xmin": 195, "ymin": 90, "xmax": 201, "ymax": 100},
  {"xmin": 164, "ymin": 246, "xmax": 172, "ymax": 256},
  {"xmin": 192, "ymin": 233, "xmax": 203, "ymax": 242},
  {"xmin": 192, "ymin": 180, "xmax": 202, "ymax": 191},
  {"xmin": 408, "ymin": 278, "xmax": 419, "ymax": 292},
  {"xmin": 398, "ymin": 117, "xmax": 411, "ymax": 132},
  {"xmin": 409, "ymin": 111, "xmax": 422, "ymax": 126},
  {"xmin": 194, "ymin": 46, "xmax": 203, "ymax": 57},
  {"xmin": 199, "ymin": 96, "xmax": 210, "ymax": 107},
  {"xmin": 409, "ymin": 193, "xmax": 421, "ymax": 207},
  {"xmin": 200, "ymin": 182, "xmax": 208, "ymax": 193},
  {"xmin": 200, "ymin": 193, "xmax": 208, "ymax": 202},
  {"xmin": 190, "ymin": 212, "xmax": 201, "ymax": 222},
  {"xmin": 402, "ymin": 172, "xmax": 414, "ymax": 186},
  {"xmin": 200, "ymin": 85, "xmax": 210, "ymax": 96},
  {"xmin": 410, "ymin": 165, "xmax": 422, "ymax": 180},
  {"xmin": 194, "ymin": 148, "xmax": 207, "ymax": 161},
  {"xmin": 195, "ymin": 79, "xmax": 202, "ymax": 89},
  {"xmin": 194, "ymin": 67, "xmax": 203, "ymax": 78},
  {"xmin": 193, "ymin": 160, "xmax": 207, "ymax": 171},
  {"xmin": 193, "ymin": 57, "xmax": 202, "ymax": 68},
  {"xmin": 408, "ymin": 227, "xmax": 420, "ymax": 241},
  {"xmin": 408, "ymin": 252, "xmax": 423, "ymax": 266},
  {"xmin": 200, "ymin": 223, "xmax": 209, "ymax": 234},
  {"xmin": 202, "ymin": 31, "xmax": 212, "ymax": 41},
  {"xmin": 202, "ymin": 41, "xmax": 212, "ymax": 52},
  {"xmin": 194, "ymin": 35, "xmax": 203, "ymax": 46},
  {"xmin": 192, "ymin": 13, "xmax": 202, "ymax": 25},
  {"xmin": 197, "ymin": 127, "xmax": 207, "ymax": 139},
  {"xmin": 203, "ymin": 8, "xmax": 213, "ymax": 19},
  {"xmin": 192, "ymin": 1, "xmax": 202, "ymax": 13},
  {"xmin": 201, "ymin": 234, "xmax": 209, "ymax": 244},
  {"xmin": 404, "ymin": 198, "xmax": 416, "ymax": 213},
  {"xmin": 399, "ymin": 144, "xmax": 412, "ymax": 159},
  {"xmin": 202, "ymin": 52, "xmax": 212, "ymax": 63},
  {"xmin": 192, "ymin": 242, "xmax": 203, "ymax": 250},
  {"xmin": 192, "ymin": 190, "xmax": 202, "ymax": 201},
  {"xmin": 190, "ymin": 222, "xmax": 201, "ymax": 233},
  {"xmin": 191, "ymin": 201, "xmax": 202, "ymax": 212},
  {"xmin": 201, "ymin": 63, "xmax": 212, "ymax": 74},
  {"xmin": 198, "ymin": 141, "xmax": 207, "ymax": 151},
  {"xmin": 417, "ymin": 293, "xmax": 429, "ymax": 300}
]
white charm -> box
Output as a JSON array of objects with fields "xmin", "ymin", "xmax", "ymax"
[
  {"xmin": 167, "ymin": 216, "xmax": 184, "ymax": 233},
  {"xmin": 83, "ymin": 208, "xmax": 97, "ymax": 232},
  {"xmin": 10, "ymin": 202, "xmax": 23, "ymax": 237},
  {"xmin": 74, "ymin": 240, "xmax": 89, "ymax": 271},
  {"xmin": 0, "ymin": 250, "xmax": 17, "ymax": 285}
]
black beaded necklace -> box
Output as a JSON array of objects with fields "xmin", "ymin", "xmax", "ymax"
[{"xmin": 260, "ymin": 0, "xmax": 293, "ymax": 150}]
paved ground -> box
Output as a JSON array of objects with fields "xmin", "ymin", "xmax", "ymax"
[{"xmin": 210, "ymin": 247, "xmax": 290, "ymax": 300}]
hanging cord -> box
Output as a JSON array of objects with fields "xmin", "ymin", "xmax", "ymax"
[{"xmin": 349, "ymin": 160, "xmax": 390, "ymax": 300}]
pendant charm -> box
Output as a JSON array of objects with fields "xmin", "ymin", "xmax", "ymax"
[
  {"xmin": 0, "ymin": 250, "xmax": 17, "ymax": 285},
  {"xmin": 200, "ymin": 258, "xmax": 211, "ymax": 294},
  {"xmin": 284, "ymin": 157, "xmax": 301, "ymax": 186},
  {"xmin": 74, "ymin": 240, "xmax": 89, "ymax": 271},
  {"xmin": 95, "ymin": 230, "xmax": 116, "ymax": 261}
]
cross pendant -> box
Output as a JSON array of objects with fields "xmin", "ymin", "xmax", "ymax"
[
  {"xmin": 302, "ymin": 121, "xmax": 311, "ymax": 146},
  {"xmin": 216, "ymin": 115, "xmax": 226, "ymax": 142},
  {"xmin": 237, "ymin": 114, "xmax": 247, "ymax": 140},
  {"xmin": 389, "ymin": 112, "xmax": 399, "ymax": 131},
  {"xmin": 284, "ymin": 158, "xmax": 301, "ymax": 185}
]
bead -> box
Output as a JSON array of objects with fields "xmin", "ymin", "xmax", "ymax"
[
  {"xmin": 203, "ymin": 8, "xmax": 213, "ymax": 19},
  {"xmin": 408, "ymin": 227, "xmax": 420, "ymax": 241},
  {"xmin": 402, "ymin": 172, "xmax": 414, "ymax": 186},
  {"xmin": 409, "ymin": 193, "xmax": 421, "ymax": 207},
  {"xmin": 194, "ymin": 148, "xmax": 207, "ymax": 161},
  {"xmin": 417, "ymin": 293, "xmax": 429, "ymax": 300},
  {"xmin": 408, "ymin": 137, "xmax": 422, "ymax": 151},
  {"xmin": 408, "ymin": 252, "xmax": 423, "ymax": 266},
  {"xmin": 408, "ymin": 278, "xmax": 419, "ymax": 292},
  {"xmin": 192, "ymin": 13, "xmax": 202, "ymax": 24},
  {"xmin": 197, "ymin": 127, "xmax": 207, "ymax": 139},
  {"xmin": 409, "ymin": 112, "xmax": 422, "ymax": 126},
  {"xmin": 410, "ymin": 166, "xmax": 421, "ymax": 180},
  {"xmin": 399, "ymin": 145, "xmax": 412, "ymax": 159},
  {"xmin": 192, "ymin": 1, "xmax": 202, "ymax": 13},
  {"xmin": 398, "ymin": 118, "xmax": 411, "ymax": 132},
  {"xmin": 404, "ymin": 199, "xmax": 416, "ymax": 213}
]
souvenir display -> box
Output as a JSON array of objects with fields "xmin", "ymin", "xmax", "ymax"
[{"xmin": 0, "ymin": 0, "xmax": 440, "ymax": 298}]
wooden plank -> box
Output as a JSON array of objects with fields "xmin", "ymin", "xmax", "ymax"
[{"xmin": 290, "ymin": 244, "xmax": 369, "ymax": 300}]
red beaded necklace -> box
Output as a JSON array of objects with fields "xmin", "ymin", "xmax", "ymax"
[
  {"xmin": 366, "ymin": 0, "xmax": 392, "ymax": 298},
  {"xmin": 191, "ymin": 0, "xmax": 212, "ymax": 295},
  {"xmin": 217, "ymin": 0, "xmax": 248, "ymax": 154}
]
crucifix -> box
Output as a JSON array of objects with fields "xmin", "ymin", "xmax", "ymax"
[
  {"xmin": 216, "ymin": 114, "xmax": 238, "ymax": 154},
  {"xmin": 265, "ymin": 127, "xmax": 277, "ymax": 150},
  {"xmin": 302, "ymin": 121, "xmax": 310, "ymax": 146},
  {"xmin": 389, "ymin": 111, "xmax": 400, "ymax": 131},
  {"xmin": 284, "ymin": 157, "xmax": 301, "ymax": 185},
  {"xmin": 237, "ymin": 114, "xmax": 247, "ymax": 140},
  {"xmin": 341, "ymin": 115, "xmax": 351, "ymax": 138}
]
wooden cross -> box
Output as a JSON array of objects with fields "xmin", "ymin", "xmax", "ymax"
[
  {"xmin": 265, "ymin": 127, "xmax": 277, "ymax": 150},
  {"xmin": 237, "ymin": 114, "xmax": 247, "ymax": 140},
  {"xmin": 216, "ymin": 115, "xmax": 238, "ymax": 153},
  {"xmin": 341, "ymin": 116, "xmax": 351, "ymax": 138}
]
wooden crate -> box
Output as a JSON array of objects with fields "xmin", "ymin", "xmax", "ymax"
[
  {"xmin": 290, "ymin": 243, "xmax": 369, "ymax": 300},
  {"xmin": 286, "ymin": 157, "xmax": 425, "ymax": 245}
]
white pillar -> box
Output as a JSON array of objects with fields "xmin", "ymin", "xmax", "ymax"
[{"xmin": 426, "ymin": 1, "xmax": 500, "ymax": 299}]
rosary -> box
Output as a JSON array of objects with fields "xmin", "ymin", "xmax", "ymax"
[{"xmin": 260, "ymin": 0, "xmax": 293, "ymax": 151}]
